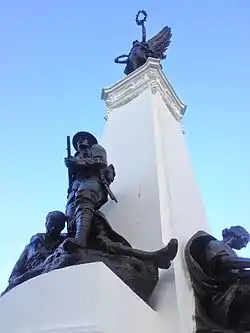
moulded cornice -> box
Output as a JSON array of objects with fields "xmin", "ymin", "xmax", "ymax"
[{"xmin": 101, "ymin": 58, "xmax": 186, "ymax": 122}]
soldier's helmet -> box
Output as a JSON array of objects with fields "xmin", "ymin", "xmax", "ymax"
[{"xmin": 72, "ymin": 131, "xmax": 98, "ymax": 151}]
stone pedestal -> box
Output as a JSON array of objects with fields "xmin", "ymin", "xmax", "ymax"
[
  {"xmin": 0, "ymin": 264, "xmax": 166, "ymax": 333},
  {"xmin": 101, "ymin": 58, "xmax": 210, "ymax": 333}
]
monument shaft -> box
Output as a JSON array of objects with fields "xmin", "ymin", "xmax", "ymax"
[{"xmin": 101, "ymin": 57, "xmax": 210, "ymax": 332}]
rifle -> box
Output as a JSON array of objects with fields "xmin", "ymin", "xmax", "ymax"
[
  {"xmin": 100, "ymin": 169, "xmax": 118, "ymax": 203},
  {"xmin": 66, "ymin": 136, "xmax": 73, "ymax": 195}
]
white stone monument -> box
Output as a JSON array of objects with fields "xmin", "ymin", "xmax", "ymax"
[
  {"xmin": 101, "ymin": 57, "xmax": 210, "ymax": 332},
  {"xmin": 0, "ymin": 58, "xmax": 210, "ymax": 333}
]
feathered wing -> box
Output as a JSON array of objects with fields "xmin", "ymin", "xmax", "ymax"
[{"xmin": 147, "ymin": 26, "xmax": 172, "ymax": 59}]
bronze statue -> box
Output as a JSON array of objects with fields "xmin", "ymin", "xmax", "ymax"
[
  {"xmin": 3, "ymin": 209, "xmax": 178, "ymax": 302},
  {"xmin": 65, "ymin": 131, "xmax": 116, "ymax": 250},
  {"xmin": 2, "ymin": 211, "xmax": 66, "ymax": 295},
  {"xmin": 2, "ymin": 131, "xmax": 179, "ymax": 303},
  {"xmin": 36, "ymin": 210, "xmax": 178, "ymax": 302},
  {"xmin": 185, "ymin": 226, "xmax": 250, "ymax": 331},
  {"xmin": 114, "ymin": 10, "xmax": 172, "ymax": 75}
]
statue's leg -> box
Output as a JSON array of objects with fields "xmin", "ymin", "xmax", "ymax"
[
  {"xmin": 67, "ymin": 180, "xmax": 107, "ymax": 250},
  {"xmin": 152, "ymin": 239, "xmax": 178, "ymax": 268},
  {"xmin": 1, "ymin": 285, "xmax": 12, "ymax": 296},
  {"xmin": 1, "ymin": 268, "xmax": 44, "ymax": 296},
  {"xmin": 73, "ymin": 191, "xmax": 95, "ymax": 248},
  {"xmin": 65, "ymin": 190, "xmax": 76, "ymax": 237},
  {"xmin": 106, "ymin": 239, "xmax": 178, "ymax": 269}
]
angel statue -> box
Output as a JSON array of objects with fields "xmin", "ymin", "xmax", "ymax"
[{"xmin": 114, "ymin": 10, "xmax": 172, "ymax": 75}]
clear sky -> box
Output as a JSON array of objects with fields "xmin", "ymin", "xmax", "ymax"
[{"xmin": 0, "ymin": 1, "xmax": 250, "ymax": 292}]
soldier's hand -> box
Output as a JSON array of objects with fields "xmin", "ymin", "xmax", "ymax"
[
  {"xmin": 64, "ymin": 157, "xmax": 76, "ymax": 168},
  {"xmin": 75, "ymin": 158, "xmax": 89, "ymax": 166},
  {"xmin": 104, "ymin": 164, "xmax": 116, "ymax": 184},
  {"xmin": 81, "ymin": 157, "xmax": 92, "ymax": 165},
  {"xmin": 108, "ymin": 164, "xmax": 116, "ymax": 176}
]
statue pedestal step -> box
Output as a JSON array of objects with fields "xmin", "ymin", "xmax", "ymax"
[{"xmin": 0, "ymin": 263, "xmax": 167, "ymax": 333}]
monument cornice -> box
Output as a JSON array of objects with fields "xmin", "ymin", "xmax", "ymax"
[{"xmin": 101, "ymin": 57, "xmax": 186, "ymax": 122}]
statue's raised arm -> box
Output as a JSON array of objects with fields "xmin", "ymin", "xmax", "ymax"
[{"xmin": 136, "ymin": 10, "xmax": 147, "ymax": 43}]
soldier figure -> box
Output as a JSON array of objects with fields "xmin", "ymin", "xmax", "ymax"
[
  {"xmin": 2, "ymin": 211, "xmax": 66, "ymax": 295},
  {"xmin": 65, "ymin": 131, "xmax": 115, "ymax": 250}
]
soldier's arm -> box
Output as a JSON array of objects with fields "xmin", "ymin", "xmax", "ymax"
[
  {"xmin": 65, "ymin": 157, "xmax": 78, "ymax": 169},
  {"xmin": 87, "ymin": 145, "xmax": 108, "ymax": 168},
  {"xmin": 65, "ymin": 157, "xmax": 87, "ymax": 177},
  {"xmin": 215, "ymin": 255, "xmax": 250, "ymax": 270},
  {"xmin": 207, "ymin": 240, "xmax": 250, "ymax": 272}
]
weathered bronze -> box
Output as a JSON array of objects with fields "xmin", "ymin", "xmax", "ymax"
[
  {"xmin": 2, "ymin": 130, "xmax": 179, "ymax": 302},
  {"xmin": 114, "ymin": 10, "xmax": 172, "ymax": 75},
  {"xmin": 43, "ymin": 211, "xmax": 177, "ymax": 301},
  {"xmin": 2, "ymin": 211, "xmax": 67, "ymax": 295},
  {"xmin": 65, "ymin": 131, "xmax": 117, "ymax": 250},
  {"xmin": 3, "ymin": 209, "xmax": 178, "ymax": 302},
  {"xmin": 185, "ymin": 226, "xmax": 250, "ymax": 332}
]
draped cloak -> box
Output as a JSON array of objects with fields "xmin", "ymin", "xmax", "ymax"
[{"xmin": 185, "ymin": 230, "xmax": 248, "ymax": 329}]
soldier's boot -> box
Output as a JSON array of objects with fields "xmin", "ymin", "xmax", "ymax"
[
  {"xmin": 74, "ymin": 204, "xmax": 94, "ymax": 247},
  {"xmin": 106, "ymin": 238, "xmax": 178, "ymax": 270},
  {"xmin": 151, "ymin": 238, "xmax": 178, "ymax": 269},
  {"xmin": 64, "ymin": 200, "xmax": 95, "ymax": 253}
]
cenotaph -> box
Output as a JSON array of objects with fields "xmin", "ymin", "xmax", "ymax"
[{"xmin": 0, "ymin": 10, "xmax": 218, "ymax": 333}]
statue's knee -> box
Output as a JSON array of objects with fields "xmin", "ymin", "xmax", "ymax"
[
  {"xmin": 75, "ymin": 189, "xmax": 95, "ymax": 204},
  {"xmin": 66, "ymin": 202, "xmax": 75, "ymax": 216}
]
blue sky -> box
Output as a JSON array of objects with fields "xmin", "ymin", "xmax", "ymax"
[{"xmin": 0, "ymin": 1, "xmax": 250, "ymax": 291}]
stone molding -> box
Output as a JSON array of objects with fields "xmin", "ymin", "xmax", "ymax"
[{"xmin": 101, "ymin": 58, "xmax": 186, "ymax": 122}]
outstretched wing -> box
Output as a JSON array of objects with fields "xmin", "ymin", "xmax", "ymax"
[{"xmin": 147, "ymin": 26, "xmax": 172, "ymax": 59}]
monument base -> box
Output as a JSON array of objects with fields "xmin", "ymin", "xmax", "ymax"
[{"xmin": 0, "ymin": 263, "xmax": 167, "ymax": 333}]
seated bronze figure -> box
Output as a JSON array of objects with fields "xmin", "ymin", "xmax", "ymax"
[
  {"xmin": 2, "ymin": 209, "xmax": 178, "ymax": 303},
  {"xmin": 185, "ymin": 226, "xmax": 250, "ymax": 332},
  {"xmin": 2, "ymin": 211, "xmax": 67, "ymax": 295}
]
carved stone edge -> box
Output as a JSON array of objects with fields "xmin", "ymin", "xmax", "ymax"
[
  {"xmin": 101, "ymin": 57, "xmax": 187, "ymax": 123},
  {"xmin": 32, "ymin": 324, "xmax": 101, "ymax": 333}
]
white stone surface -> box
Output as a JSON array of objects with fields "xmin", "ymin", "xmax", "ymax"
[
  {"xmin": 101, "ymin": 58, "xmax": 210, "ymax": 333},
  {"xmin": 0, "ymin": 263, "xmax": 167, "ymax": 333}
]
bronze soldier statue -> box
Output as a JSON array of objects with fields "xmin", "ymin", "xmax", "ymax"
[
  {"xmin": 65, "ymin": 131, "xmax": 116, "ymax": 250},
  {"xmin": 185, "ymin": 226, "xmax": 250, "ymax": 331},
  {"xmin": 2, "ymin": 211, "xmax": 66, "ymax": 295},
  {"xmin": 2, "ymin": 131, "xmax": 179, "ymax": 302}
]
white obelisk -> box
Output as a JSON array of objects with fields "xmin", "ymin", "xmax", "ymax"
[{"xmin": 101, "ymin": 57, "xmax": 210, "ymax": 333}]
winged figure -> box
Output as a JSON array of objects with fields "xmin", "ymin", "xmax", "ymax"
[
  {"xmin": 114, "ymin": 10, "xmax": 172, "ymax": 75},
  {"xmin": 147, "ymin": 26, "xmax": 172, "ymax": 60}
]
